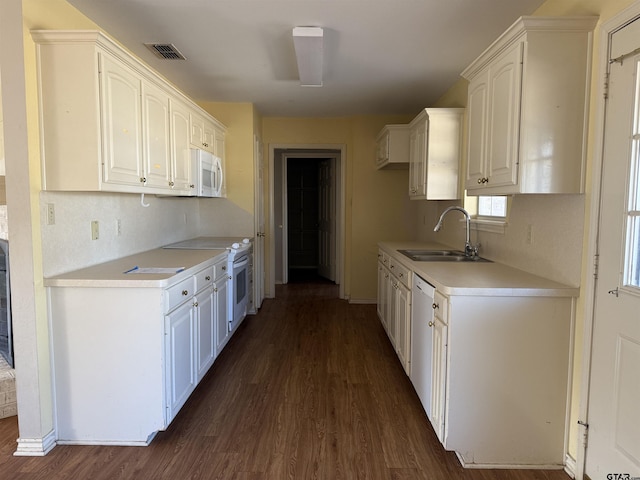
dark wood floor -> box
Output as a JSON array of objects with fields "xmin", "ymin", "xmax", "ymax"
[{"xmin": 0, "ymin": 282, "xmax": 572, "ymax": 479}]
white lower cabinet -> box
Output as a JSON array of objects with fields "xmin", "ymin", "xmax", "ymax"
[
  {"xmin": 432, "ymin": 291, "xmax": 572, "ymax": 467},
  {"xmin": 49, "ymin": 253, "xmax": 229, "ymax": 445},
  {"xmin": 379, "ymin": 248, "xmax": 575, "ymax": 467},
  {"xmin": 376, "ymin": 250, "xmax": 411, "ymax": 374},
  {"xmin": 165, "ymin": 300, "xmax": 197, "ymax": 422}
]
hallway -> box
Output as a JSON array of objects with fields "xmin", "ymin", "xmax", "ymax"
[{"xmin": 0, "ymin": 283, "xmax": 571, "ymax": 479}]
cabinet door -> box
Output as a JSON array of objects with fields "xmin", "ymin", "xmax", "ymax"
[
  {"xmin": 408, "ymin": 123, "xmax": 426, "ymax": 198},
  {"xmin": 486, "ymin": 43, "xmax": 522, "ymax": 188},
  {"xmin": 431, "ymin": 314, "xmax": 448, "ymax": 444},
  {"xmin": 215, "ymin": 278, "xmax": 230, "ymax": 356},
  {"xmin": 377, "ymin": 261, "xmax": 385, "ymax": 321},
  {"xmin": 170, "ymin": 99, "xmax": 193, "ymax": 192},
  {"xmin": 165, "ymin": 301, "xmax": 196, "ymax": 422},
  {"xmin": 196, "ymin": 288, "xmax": 215, "ymax": 381},
  {"xmin": 142, "ymin": 82, "xmax": 172, "ymax": 189},
  {"xmin": 100, "ymin": 54, "xmax": 143, "ymax": 187},
  {"xmin": 203, "ymin": 121, "xmax": 215, "ymax": 153},
  {"xmin": 395, "ymin": 282, "xmax": 411, "ymax": 374},
  {"xmin": 465, "ymin": 68, "xmax": 489, "ymax": 190}
]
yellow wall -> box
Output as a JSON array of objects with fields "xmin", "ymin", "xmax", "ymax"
[{"xmin": 262, "ymin": 114, "xmax": 414, "ymax": 300}]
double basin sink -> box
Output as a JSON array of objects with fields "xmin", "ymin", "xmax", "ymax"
[{"xmin": 398, "ymin": 249, "xmax": 491, "ymax": 263}]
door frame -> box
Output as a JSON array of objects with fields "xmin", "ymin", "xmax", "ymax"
[
  {"xmin": 268, "ymin": 144, "xmax": 346, "ymax": 299},
  {"xmin": 282, "ymin": 152, "xmax": 338, "ymax": 284},
  {"xmin": 576, "ymin": 3, "xmax": 640, "ymax": 479}
]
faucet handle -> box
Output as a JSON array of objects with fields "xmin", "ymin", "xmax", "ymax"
[{"xmin": 466, "ymin": 243, "xmax": 481, "ymax": 258}]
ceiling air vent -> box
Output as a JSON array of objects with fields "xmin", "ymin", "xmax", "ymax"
[{"xmin": 144, "ymin": 43, "xmax": 186, "ymax": 60}]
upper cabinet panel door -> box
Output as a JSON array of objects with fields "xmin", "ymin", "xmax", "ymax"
[
  {"xmin": 486, "ymin": 43, "xmax": 522, "ymax": 188},
  {"xmin": 170, "ymin": 99, "xmax": 193, "ymax": 192},
  {"xmin": 142, "ymin": 82, "xmax": 172, "ymax": 190},
  {"xmin": 465, "ymin": 69, "xmax": 489, "ymax": 190},
  {"xmin": 100, "ymin": 54, "xmax": 144, "ymax": 187}
]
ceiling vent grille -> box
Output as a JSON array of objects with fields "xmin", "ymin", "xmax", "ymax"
[{"xmin": 144, "ymin": 43, "xmax": 186, "ymax": 60}]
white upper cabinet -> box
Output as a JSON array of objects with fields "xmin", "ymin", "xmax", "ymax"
[
  {"xmin": 170, "ymin": 99, "xmax": 194, "ymax": 193},
  {"xmin": 32, "ymin": 30, "xmax": 226, "ymax": 195},
  {"xmin": 408, "ymin": 108, "xmax": 464, "ymax": 200},
  {"xmin": 142, "ymin": 80, "xmax": 172, "ymax": 190},
  {"xmin": 462, "ymin": 16, "xmax": 598, "ymax": 195},
  {"xmin": 375, "ymin": 125, "xmax": 410, "ymax": 169}
]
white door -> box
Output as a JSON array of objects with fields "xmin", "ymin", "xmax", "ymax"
[
  {"xmin": 318, "ymin": 159, "xmax": 335, "ymax": 281},
  {"xmin": 586, "ymin": 18, "xmax": 640, "ymax": 478}
]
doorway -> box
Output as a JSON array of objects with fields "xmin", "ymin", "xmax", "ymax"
[{"xmin": 270, "ymin": 146, "xmax": 344, "ymax": 298}]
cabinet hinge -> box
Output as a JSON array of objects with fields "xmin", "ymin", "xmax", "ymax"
[
  {"xmin": 593, "ymin": 253, "xmax": 599, "ymax": 280},
  {"xmin": 604, "ymin": 72, "xmax": 610, "ymax": 100}
]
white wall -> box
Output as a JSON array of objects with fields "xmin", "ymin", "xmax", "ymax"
[
  {"xmin": 40, "ymin": 192, "xmax": 200, "ymax": 276},
  {"xmin": 415, "ymin": 194, "xmax": 585, "ymax": 287}
]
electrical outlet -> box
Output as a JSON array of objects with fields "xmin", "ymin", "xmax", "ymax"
[
  {"xmin": 46, "ymin": 203, "xmax": 55, "ymax": 225},
  {"xmin": 116, "ymin": 219, "xmax": 122, "ymax": 236},
  {"xmin": 91, "ymin": 220, "xmax": 99, "ymax": 240}
]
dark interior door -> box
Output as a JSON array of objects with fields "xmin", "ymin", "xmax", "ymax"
[{"xmin": 287, "ymin": 159, "xmax": 320, "ymax": 276}]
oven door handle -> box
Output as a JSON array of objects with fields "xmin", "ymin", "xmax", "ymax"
[{"xmin": 232, "ymin": 256, "xmax": 249, "ymax": 269}]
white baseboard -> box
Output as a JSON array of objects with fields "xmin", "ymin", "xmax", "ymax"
[
  {"xmin": 14, "ymin": 430, "xmax": 57, "ymax": 456},
  {"xmin": 564, "ymin": 453, "xmax": 577, "ymax": 479},
  {"xmin": 348, "ymin": 298, "xmax": 377, "ymax": 305}
]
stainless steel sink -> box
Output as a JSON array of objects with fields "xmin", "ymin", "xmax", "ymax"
[{"xmin": 398, "ymin": 249, "xmax": 492, "ymax": 263}]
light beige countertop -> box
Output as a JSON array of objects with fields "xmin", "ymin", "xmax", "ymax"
[
  {"xmin": 379, "ymin": 241, "xmax": 579, "ymax": 297},
  {"xmin": 44, "ymin": 248, "xmax": 228, "ymax": 288}
]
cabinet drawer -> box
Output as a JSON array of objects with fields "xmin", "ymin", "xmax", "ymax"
[
  {"xmin": 213, "ymin": 256, "xmax": 229, "ymax": 281},
  {"xmin": 165, "ymin": 276, "xmax": 195, "ymax": 313},
  {"xmin": 378, "ymin": 250, "xmax": 389, "ymax": 268},
  {"xmin": 194, "ymin": 266, "xmax": 214, "ymax": 292},
  {"xmin": 432, "ymin": 290, "xmax": 448, "ymax": 324},
  {"xmin": 389, "ymin": 259, "xmax": 411, "ymax": 288}
]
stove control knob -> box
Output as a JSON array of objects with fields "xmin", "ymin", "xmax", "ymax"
[
  {"xmin": 242, "ymin": 238, "xmax": 250, "ymax": 244},
  {"xmin": 232, "ymin": 243, "xmax": 240, "ymax": 249}
]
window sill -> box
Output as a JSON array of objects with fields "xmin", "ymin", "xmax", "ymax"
[{"xmin": 470, "ymin": 218, "xmax": 507, "ymax": 234}]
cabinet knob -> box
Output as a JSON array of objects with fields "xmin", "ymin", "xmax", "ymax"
[
  {"xmin": 432, "ymin": 303, "xmax": 439, "ymax": 310},
  {"xmin": 214, "ymin": 287, "xmax": 218, "ymax": 293},
  {"xmin": 222, "ymin": 266, "xmax": 227, "ymax": 271},
  {"xmin": 140, "ymin": 177, "xmax": 146, "ymax": 183},
  {"xmin": 428, "ymin": 321, "xmax": 434, "ymax": 327},
  {"xmin": 189, "ymin": 184, "xmax": 195, "ymax": 188},
  {"xmin": 182, "ymin": 290, "xmax": 189, "ymax": 296},
  {"xmin": 193, "ymin": 301, "xmax": 199, "ymax": 307},
  {"xmin": 169, "ymin": 181, "xmax": 174, "ymax": 187},
  {"xmin": 205, "ymin": 275, "xmax": 211, "ymax": 281},
  {"xmin": 477, "ymin": 178, "xmax": 483, "ymax": 184}
]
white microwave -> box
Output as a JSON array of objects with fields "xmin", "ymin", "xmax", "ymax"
[{"xmin": 192, "ymin": 149, "xmax": 223, "ymax": 197}]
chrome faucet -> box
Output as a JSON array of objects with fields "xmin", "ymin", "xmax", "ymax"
[{"xmin": 433, "ymin": 206, "xmax": 479, "ymax": 257}]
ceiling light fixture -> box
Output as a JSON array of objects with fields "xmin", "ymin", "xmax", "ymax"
[{"xmin": 292, "ymin": 26, "xmax": 324, "ymax": 87}]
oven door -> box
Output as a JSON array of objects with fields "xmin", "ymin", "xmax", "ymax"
[{"xmin": 229, "ymin": 254, "xmax": 249, "ymax": 330}]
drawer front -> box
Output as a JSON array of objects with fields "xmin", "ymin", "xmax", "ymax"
[
  {"xmin": 389, "ymin": 259, "xmax": 411, "ymax": 288},
  {"xmin": 213, "ymin": 256, "xmax": 229, "ymax": 281},
  {"xmin": 379, "ymin": 250, "xmax": 389, "ymax": 267},
  {"xmin": 165, "ymin": 276, "xmax": 195, "ymax": 313},
  {"xmin": 194, "ymin": 266, "xmax": 214, "ymax": 293},
  {"xmin": 433, "ymin": 290, "xmax": 449, "ymax": 324}
]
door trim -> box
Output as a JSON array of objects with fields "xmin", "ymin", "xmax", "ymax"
[
  {"xmin": 268, "ymin": 144, "xmax": 346, "ymax": 299},
  {"xmin": 577, "ymin": 3, "xmax": 640, "ymax": 479}
]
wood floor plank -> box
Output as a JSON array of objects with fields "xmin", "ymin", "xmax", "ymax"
[{"xmin": 0, "ymin": 281, "xmax": 573, "ymax": 479}]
